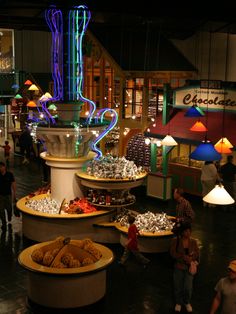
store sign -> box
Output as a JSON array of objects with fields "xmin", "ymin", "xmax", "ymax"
[{"xmin": 173, "ymin": 86, "xmax": 236, "ymax": 111}]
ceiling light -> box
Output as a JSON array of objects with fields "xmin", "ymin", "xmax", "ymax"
[{"xmin": 190, "ymin": 140, "xmax": 221, "ymax": 161}]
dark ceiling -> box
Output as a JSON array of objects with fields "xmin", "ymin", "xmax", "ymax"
[{"xmin": 0, "ymin": 0, "xmax": 236, "ymax": 40}]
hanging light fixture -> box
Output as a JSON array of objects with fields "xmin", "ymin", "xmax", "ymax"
[
  {"xmin": 215, "ymin": 32, "xmax": 233, "ymax": 152},
  {"xmin": 190, "ymin": 120, "xmax": 208, "ymax": 132},
  {"xmin": 203, "ymin": 183, "xmax": 235, "ymax": 205},
  {"xmin": 28, "ymin": 84, "xmax": 39, "ymax": 91},
  {"xmin": 24, "ymin": 79, "xmax": 32, "ymax": 85},
  {"xmin": 214, "ymin": 139, "xmax": 232, "ymax": 154},
  {"xmin": 190, "ymin": 139, "xmax": 221, "ymax": 161},
  {"xmin": 184, "ymin": 105, "xmax": 205, "ymax": 117},
  {"xmin": 27, "ymin": 101, "xmax": 37, "ymax": 107},
  {"xmin": 14, "ymin": 94, "xmax": 23, "ymax": 99},
  {"xmin": 161, "ymin": 134, "xmax": 178, "ymax": 146}
]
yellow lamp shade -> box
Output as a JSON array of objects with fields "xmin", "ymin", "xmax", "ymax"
[
  {"xmin": 28, "ymin": 84, "xmax": 39, "ymax": 91},
  {"xmin": 190, "ymin": 121, "xmax": 207, "ymax": 132},
  {"xmin": 215, "ymin": 137, "xmax": 233, "ymax": 148},
  {"xmin": 214, "ymin": 141, "xmax": 232, "ymax": 154}
]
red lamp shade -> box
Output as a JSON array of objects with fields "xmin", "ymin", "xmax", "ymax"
[
  {"xmin": 214, "ymin": 141, "xmax": 232, "ymax": 154},
  {"xmin": 190, "ymin": 121, "xmax": 207, "ymax": 132},
  {"xmin": 24, "ymin": 80, "xmax": 33, "ymax": 85}
]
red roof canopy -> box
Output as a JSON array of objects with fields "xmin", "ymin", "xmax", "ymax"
[{"xmin": 148, "ymin": 110, "xmax": 236, "ymax": 146}]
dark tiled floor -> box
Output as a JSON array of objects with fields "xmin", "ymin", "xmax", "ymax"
[{"xmin": 1, "ymin": 152, "xmax": 236, "ymax": 313}]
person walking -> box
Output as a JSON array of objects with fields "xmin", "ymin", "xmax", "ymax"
[
  {"xmin": 0, "ymin": 161, "xmax": 16, "ymax": 231},
  {"xmin": 219, "ymin": 155, "xmax": 236, "ymax": 208},
  {"xmin": 170, "ymin": 222, "xmax": 200, "ymax": 313},
  {"xmin": 0, "ymin": 140, "xmax": 11, "ymax": 168},
  {"xmin": 201, "ymin": 161, "xmax": 218, "ymax": 207},
  {"xmin": 119, "ymin": 214, "xmax": 150, "ymax": 267},
  {"xmin": 209, "ymin": 259, "xmax": 236, "ymax": 314},
  {"xmin": 174, "ymin": 188, "xmax": 195, "ymax": 225}
]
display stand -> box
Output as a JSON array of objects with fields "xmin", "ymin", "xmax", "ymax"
[
  {"xmin": 17, "ymin": 194, "xmax": 116, "ymax": 243},
  {"xmin": 18, "ymin": 241, "xmax": 114, "ymax": 308}
]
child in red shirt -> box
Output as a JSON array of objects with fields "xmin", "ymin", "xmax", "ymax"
[
  {"xmin": 1, "ymin": 141, "xmax": 11, "ymax": 168},
  {"xmin": 120, "ymin": 215, "xmax": 150, "ymax": 267}
]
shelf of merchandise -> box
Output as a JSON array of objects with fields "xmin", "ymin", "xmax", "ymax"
[{"xmin": 18, "ymin": 240, "xmax": 114, "ymax": 308}]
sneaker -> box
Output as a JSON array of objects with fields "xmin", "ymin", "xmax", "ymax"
[
  {"xmin": 174, "ymin": 304, "xmax": 181, "ymax": 312},
  {"xmin": 185, "ymin": 303, "xmax": 193, "ymax": 313}
]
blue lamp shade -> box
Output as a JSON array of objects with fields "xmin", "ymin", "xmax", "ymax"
[
  {"xmin": 190, "ymin": 140, "xmax": 222, "ymax": 161},
  {"xmin": 184, "ymin": 105, "xmax": 205, "ymax": 117}
]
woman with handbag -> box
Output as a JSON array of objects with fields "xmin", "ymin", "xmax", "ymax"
[{"xmin": 170, "ymin": 222, "xmax": 200, "ymax": 313}]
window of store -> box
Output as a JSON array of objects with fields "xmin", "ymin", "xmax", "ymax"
[{"xmin": 0, "ymin": 29, "xmax": 14, "ymax": 73}]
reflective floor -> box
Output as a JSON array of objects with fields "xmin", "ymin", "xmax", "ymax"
[{"xmin": 1, "ymin": 152, "xmax": 236, "ymax": 313}]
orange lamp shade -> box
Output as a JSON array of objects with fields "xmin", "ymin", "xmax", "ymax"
[
  {"xmin": 214, "ymin": 141, "xmax": 232, "ymax": 154},
  {"xmin": 27, "ymin": 101, "xmax": 37, "ymax": 107},
  {"xmin": 24, "ymin": 80, "xmax": 33, "ymax": 85},
  {"xmin": 190, "ymin": 121, "xmax": 208, "ymax": 132}
]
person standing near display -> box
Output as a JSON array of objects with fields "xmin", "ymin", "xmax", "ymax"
[
  {"xmin": 0, "ymin": 161, "xmax": 16, "ymax": 231},
  {"xmin": 119, "ymin": 215, "xmax": 150, "ymax": 267},
  {"xmin": 219, "ymin": 155, "xmax": 236, "ymax": 206},
  {"xmin": 170, "ymin": 222, "xmax": 200, "ymax": 313},
  {"xmin": 201, "ymin": 161, "xmax": 218, "ymax": 207},
  {"xmin": 209, "ymin": 259, "xmax": 236, "ymax": 314},
  {"xmin": 174, "ymin": 188, "xmax": 195, "ymax": 225}
]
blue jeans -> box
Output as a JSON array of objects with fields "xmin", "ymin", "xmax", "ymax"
[{"xmin": 173, "ymin": 267, "xmax": 193, "ymax": 305}]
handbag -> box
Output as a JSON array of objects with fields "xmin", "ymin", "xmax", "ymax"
[{"xmin": 189, "ymin": 261, "xmax": 198, "ymax": 275}]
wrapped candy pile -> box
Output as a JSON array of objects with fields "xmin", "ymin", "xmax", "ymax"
[
  {"xmin": 115, "ymin": 210, "xmax": 174, "ymax": 233},
  {"xmin": 26, "ymin": 197, "xmax": 60, "ymax": 214},
  {"xmin": 86, "ymin": 155, "xmax": 144, "ymax": 179}
]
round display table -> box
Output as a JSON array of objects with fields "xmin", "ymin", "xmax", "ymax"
[
  {"xmin": 116, "ymin": 221, "xmax": 174, "ymax": 253},
  {"xmin": 17, "ymin": 194, "xmax": 116, "ymax": 243},
  {"xmin": 18, "ymin": 240, "xmax": 114, "ymax": 308}
]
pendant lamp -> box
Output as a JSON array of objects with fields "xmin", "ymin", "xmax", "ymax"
[
  {"xmin": 14, "ymin": 94, "xmax": 23, "ymax": 99},
  {"xmin": 203, "ymin": 183, "xmax": 235, "ymax": 205},
  {"xmin": 27, "ymin": 101, "xmax": 37, "ymax": 107},
  {"xmin": 214, "ymin": 139, "xmax": 232, "ymax": 154},
  {"xmin": 24, "ymin": 79, "xmax": 33, "ymax": 85},
  {"xmin": 161, "ymin": 134, "xmax": 178, "ymax": 146},
  {"xmin": 28, "ymin": 84, "xmax": 39, "ymax": 91},
  {"xmin": 190, "ymin": 120, "xmax": 207, "ymax": 132},
  {"xmin": 185, "ymin": 105, "xmax": 205, "ymax": 117},
  {"xmin": 190, "ymin": 139, "xmax": 221, "ymax": 161},
  {"xmin": 215, "ymin": 137, "xmax": 233, "ymax": 148}
]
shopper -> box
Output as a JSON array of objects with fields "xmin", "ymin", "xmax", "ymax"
[
  {"xmin": 0, "ymin": 161, "xmax": 16, "ymax": 231},
  {"xmin": 201, "ymin": 161, "xmax": 218, "ymax": 207},
  {"xmin": 219, "ymin": 155, "xmax": 236, "ymax": 205},
  {"xmin": 170, "ymin": 222, "xmax": 200, "ymax": 313},
  {"xmin": 209, "ymin": 259, "xmax": 236, "ymax": 314},
  {"xmin": 174, "ymin": 188, "xmax": 195, "ymax": 225},
  {"xmin": 0, "ymin": 140, "xmax": 11, "ymax": 168},
  {"xmin": 119, "ymin": 214, "xmax": 150, "ymax": 267},
  {"xmin": 19, "ymin": 127, "xmax": 33, "ymax": 165}
]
